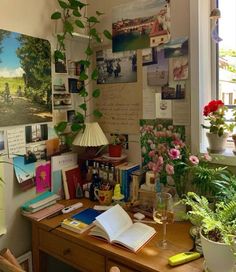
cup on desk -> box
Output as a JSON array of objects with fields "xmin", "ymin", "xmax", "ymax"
[{"xmin": 94, "ymin": 188, "xmax": 113, "ymax": 205}]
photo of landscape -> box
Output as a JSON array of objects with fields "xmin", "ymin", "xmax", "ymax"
[
  {"xmin": 112, "ymin": 0, "xmax": 170, "ymax": 52},
  {"xmin": 0, "ymin": 29, "xmax": 52, "ymax": 127}
]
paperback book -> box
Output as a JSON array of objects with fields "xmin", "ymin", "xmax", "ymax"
[
  {"xmin": 89, "ymin": 204, "xmax": 156, "ymax": 252},
  {"xmin": 61, "ymin": 218, "xmax": 92, "ymax": 234}
]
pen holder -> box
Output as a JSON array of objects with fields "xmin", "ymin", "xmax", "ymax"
[{"xmin": 94, "ymin": 189, "xmax": 113, "ymax": 205}]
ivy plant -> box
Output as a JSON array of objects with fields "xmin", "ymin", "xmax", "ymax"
[{"xmin": 51, "ymin": 0, "xmax": 112, "ymax": 145}]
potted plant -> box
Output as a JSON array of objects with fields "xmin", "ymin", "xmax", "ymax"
[
  {"xmin": 181, "ymin": 192, "xmax": 236, "ymax": 272},
  {"xmin": 201, "ymin": 100, "xmax": 236, "ymax": 153},
  {"xmin": 108, "ymin": 134, "xmax": 127, "ymax": 158},
  {"xmin": 51, "ymin": 0, "xmax": 112, "ymax": 146}
]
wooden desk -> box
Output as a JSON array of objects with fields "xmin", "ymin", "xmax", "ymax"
[{"xmin": 31, "ymin": 199, "xmax": 203, "ymax": 272}]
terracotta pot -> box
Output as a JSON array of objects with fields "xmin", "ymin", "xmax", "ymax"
[
  {"xmin": 206, "ymin": 132, "xmax": 228, "ymax": 153},
  {"xmin": 108, "ymin": 144, "xmax": 122, "ymax": 157}
]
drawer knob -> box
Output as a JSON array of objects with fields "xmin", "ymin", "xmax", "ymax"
[
  {"xmin": 63, "ymin": 248, "xmax": 71, "ymax": 255},
  {"xmin": 110, "ymin": 266, "xmax": 120, "ymax": 272}
]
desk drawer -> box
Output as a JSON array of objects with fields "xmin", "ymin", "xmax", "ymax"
[
  {"xmin": 39, "ymin": 229, "xmax": 105, "ymax": 272},
  {"xmin": 107, "ymin": 260, "xmax": 139, "ymax": 272}
]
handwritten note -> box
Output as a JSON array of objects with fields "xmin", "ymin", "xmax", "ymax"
[
  {"xmin": 7, "ymin": 127, "xmax": 26, "ymax": 158},
  {"xmin": 96, "ymin": 86, "xmax": 141, "ymax": 133}
]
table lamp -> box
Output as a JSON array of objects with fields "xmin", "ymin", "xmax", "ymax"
[{"xmin": 72, "ymin": 122, "xmax": 109, "ymax": 158}]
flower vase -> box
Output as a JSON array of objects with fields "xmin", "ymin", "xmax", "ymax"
[{"xmin": 206, "ymin": 132, "xmax": 228, "ymax": 154}]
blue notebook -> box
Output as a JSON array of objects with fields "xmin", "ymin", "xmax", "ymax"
[{"xmin": 72, "ymin": 208, "xmax": 102, "ymax": 225}]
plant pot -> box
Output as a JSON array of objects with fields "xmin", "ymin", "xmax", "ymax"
[
  {"xmin": 200, "ymin": 230, "xmax": 235, "ymax": 272},
  {"xmin": 108, "ymin": 144, "xmax": 122, "ymax": 157},
  {"xmin": 206, "ymin": 132, "xmax": 229, "ymax": 154}
]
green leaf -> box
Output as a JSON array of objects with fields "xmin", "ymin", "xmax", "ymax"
[
  {"xmin": 54, "ymin": 121, "xmax": 67, "ymax": 133},
  {"xmin": 79, "ymin": 60, "xmax": 90, "ymax": 67},
  {"xmin": 54, "ymin": 50, "xmax": 65, "ymax": 61},
  {"xmin": 93, "ymin": 109, "xmax": 103, "ymax": 118},
  {"xmin": 68, "ymin": 0, "xmax": 80, "ymax": 8},
  {"xmin": 92, "ymin": 88, "xmax": 100, "ymax": 98},
  {"xmin": 79, "ymin": 103, "xmax": 87, "ymax": 111},
  {"xmin": 79, "ymin": 87, "xmax": 88, "ymax": 97},
  {"xmin": 79, "ymin": 71, "xmax": 88, "ymax": 81},
  {"xmin": 73, "ymin": 10, "xmax": 81, "ymax": 17},
  {"xmin": 96, "ymin": 11, "xmax": 104, "ymax": 16},
  {"xmin": 64, "ymin": 20, "xmax": 74, "ymax": 33},
  {"xmin": 71, "ymin": 123, "xmax": 84, "ymax": 132},
  {"xmin": 73, "ymin": 112, "xmax": 84, "ymax": 123},
  {"xmin": 75, "ymin": 19, "xmax": 85, "ymax": 28},
  {"xmin": 77, "ymin": 1, "xmax": 87, "ymax": 9},
  {"xmin": 51, "ymin": 12, "xmax": 62, "ymax": 20},
  {"xmin": 58, "ymin": 0, "xmax": 69, "ymax": 8},
  {"xmin": 87, "ymin": 16, "xmax": 100, "ymax": 23},
  {"xmin": 91, "ymin": 68, "xmax": 98, "ymax": 80},
  {"xmin": 103, "ymin": 30, "xmax": 112, "ymax": 40},
  {"xmin": 85, "ymin": 46, "xmax": 93, "ymax": 56}
]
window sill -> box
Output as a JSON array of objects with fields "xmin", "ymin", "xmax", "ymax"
[{"xmin": 207, "ymin": 149, "xmax": 236, "ymax": 166}]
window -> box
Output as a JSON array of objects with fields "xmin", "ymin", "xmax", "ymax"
[
  {"xmin": 190, "ymin": 0, "xmax": 236, "ymax": 163},
  {"xmin": 216, "ymin": 0, "xmax": 236, "ymax": 147}
]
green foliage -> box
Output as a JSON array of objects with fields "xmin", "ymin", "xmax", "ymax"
[
  {"xmin": 51, "ymin": 0, "xmax": 112, "ymax": 145},
  {"xmin": 181, "ymin": 192, "xmax": 236, "ymax": 252}
]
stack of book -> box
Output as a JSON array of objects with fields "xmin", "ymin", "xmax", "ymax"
[
  {"xmin": 61, "ymin": 208, "xmax": 101, "ymax": 234},
  {"xmin": 21, "ymin": 191, "xmax": 60, "ymax": 214}
]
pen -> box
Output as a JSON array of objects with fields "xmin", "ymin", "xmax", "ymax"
[{"xmin": 133, "ymin": 219, "xmax": 156, "ymax": 224}]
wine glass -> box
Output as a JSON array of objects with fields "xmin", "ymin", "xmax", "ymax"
[{"xmin": 153, "ymin": 192, "xmax": 174, "ymax": 249}]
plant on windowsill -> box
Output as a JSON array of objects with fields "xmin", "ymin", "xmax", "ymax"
[
  {"xmin": 51, "ymin": 0, "xmax": 112, "ymax": 147},
  {"xmin": 201, "ymin": 99, "xmax": 236, "ymax": 154},
  {"xmin": 180, "ymin": 192, "xmax": 236, "ymax": 272}
]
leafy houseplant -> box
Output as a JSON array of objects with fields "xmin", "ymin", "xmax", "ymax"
[
  {"xmin": 51, "ymin": 0, "xmax": 112, "ymax": 145},
  {"xmin": 181, "ymin": 192, "xmax": 236, "ymax": 272},
  {"xmin": 108, "ymin": 134, "xmax": 127, "ymax": 157}
]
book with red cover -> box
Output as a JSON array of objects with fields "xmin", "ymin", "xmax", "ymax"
[{"xmin": 62, "ymin": 165, "xmax": 83, "ymax": 199}]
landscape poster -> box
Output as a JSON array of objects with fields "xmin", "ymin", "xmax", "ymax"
[
  {"xmin": 0, "ymin": 29, "xmax": 52, "ymax": 127},
  {"xmin": 112, "ymin": 0, "xmax": 170, "ymax": 52}
]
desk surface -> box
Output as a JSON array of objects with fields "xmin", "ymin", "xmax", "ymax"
[{"xmin": 31, "ymin": 199, "xmax": 204, "ymax": 272}]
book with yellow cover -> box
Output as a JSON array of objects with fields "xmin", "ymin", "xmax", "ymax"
[{"xmin": 61, "ymin": 218, "xmax": 92, "ymax": 234}]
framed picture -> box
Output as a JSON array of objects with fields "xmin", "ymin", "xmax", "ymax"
[
  {"xmin": 17, "ymin": 251, "xmax": 33, "ymax": 272},
  {"xmin": 142, "ymin": 48, "xmax": 157, "ymax": 66}
]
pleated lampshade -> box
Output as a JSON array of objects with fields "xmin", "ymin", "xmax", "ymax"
[{"xmin": 72, "ymin": 122, "xmax": 109, "ymax": 147}]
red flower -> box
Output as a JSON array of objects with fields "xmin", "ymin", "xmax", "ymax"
[{"xmin": 203, "ymin": 100, "xmax": 224, "ymax": 116}]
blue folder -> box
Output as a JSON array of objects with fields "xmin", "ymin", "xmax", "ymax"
[{"xmin": 72, "ymin": 208, "xmax": 102, "ymax": 225}]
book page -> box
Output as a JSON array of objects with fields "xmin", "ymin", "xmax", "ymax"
[
  {"xmin": 94, "ymin": 204, "xmax": 133, "ymax": 242},
  {"xmin": 113, "ymin": 222, "xmax": 156, "ymax": 252}
]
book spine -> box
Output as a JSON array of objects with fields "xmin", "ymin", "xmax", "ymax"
[{"xmin": 123, "ymin": 165, "xmax": 140, "ymax": 201}]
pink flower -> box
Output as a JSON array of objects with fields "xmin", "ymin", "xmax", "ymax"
[
  {"xmin": 168, "ymin": 148, "xmax": 180, "ymax": 160},
  {"xmin": 165, "ymin": 164, "xmax": 174, "ymax": 175},
  {"xmin": 189, "ymin": 155, "xmax": 199, "ymax": 165},
  {"xmin": 148, "ymin": 150, "xmax": 156, "ymax": 158},
  {"xmin": 203, "ymin": 153, "xmax": 212, "ymax": 162}
]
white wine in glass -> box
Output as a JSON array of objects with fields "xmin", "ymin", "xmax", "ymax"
[{"xmin": 153, "ymin": 192, "xmax": 174, "ymax": 249}]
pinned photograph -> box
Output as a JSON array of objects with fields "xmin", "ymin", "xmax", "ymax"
[
  {"xmin": 53, "ymin": 93, "xmax": 72, "ymax": 109},
  {"xmin": 25, "ymin": 124, "xmax": 48, "ymax": 143},
  {"xmin": 147, "ymin": 49, "xmax": 168, "ymax": 86},
  {"xmin": 55, "ymin": 51, "xmax": 67, "ymax": 74},
  {"xmin": 172, "ymin": 56, "xmax": 189, "ymax": 80},
  {"xmin": 26, "ymin": 142, "xmax": 46, "ymax": 161},
  {"xmin": 161, "ymin": 82, "xmax": 185, "ymax": 100},
  {"xmin": 68, "ymin": 78, "xmax": 84, "ymax": 93},
  {"xmin": 142, "ymin": 47, "xmax": 158, "ymax": 66},
  {"xmin": 112, "ymin": 0, "xmax": 170, "ymax": 52},
  {"xmin": 67, "ymin": 110, "xmax": 76, "ymax": 123},
  {"xmin": 164, "ymin": 36, "xmax": 188, "ymax": 58},
  {"xmin": 96, "ymin": 49, "xmax": 137, "ymax": 84}
]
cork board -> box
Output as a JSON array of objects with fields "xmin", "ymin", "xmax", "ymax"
[{"xmin": 94, "ymin": 49, "xmax": 143, "ymax": 134}]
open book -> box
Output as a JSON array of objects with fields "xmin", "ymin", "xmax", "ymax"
[{"xmin": 89, "ymin": 204, "xmax": 156, "ymax": 252}]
